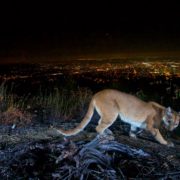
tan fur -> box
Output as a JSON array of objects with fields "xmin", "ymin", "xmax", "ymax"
[{"xmin": 57, "ymin": 89, "xmax": 180, "ymax": 146}]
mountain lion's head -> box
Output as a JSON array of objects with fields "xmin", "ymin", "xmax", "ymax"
[{"xmin": 163, "ymin": 107, "xmax": 180, "ymax": 131}]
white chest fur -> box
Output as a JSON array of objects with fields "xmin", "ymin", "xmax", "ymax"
[{"xmin": 119, "ymin": 113, "xmax": 146, "ymax": 128}]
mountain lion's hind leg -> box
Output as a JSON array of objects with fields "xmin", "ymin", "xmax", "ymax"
[
  {"xmin": 96, "ymin": 121, "xmax": 112, "ymax": 134},
  {"xmin": 129, "ymin": 126, "xmax": 137, "ymax": 138},
  {"xmin": 96, "ymin": 114, "xmax": 117, "ymax": 135}
]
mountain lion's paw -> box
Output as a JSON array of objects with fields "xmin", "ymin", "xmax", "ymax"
[{"xmin": 167, "ymin": 141, "xmax": 174, "ymax": 148}]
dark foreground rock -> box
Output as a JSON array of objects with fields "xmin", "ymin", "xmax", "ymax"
[{"xmin": 0, "ymin": 126, "xmax": 180, "ymax": 180}]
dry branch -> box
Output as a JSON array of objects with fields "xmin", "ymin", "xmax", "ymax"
[{"xmin": 0, "ymin": 132, "xmax": 180, "ymax": 179}]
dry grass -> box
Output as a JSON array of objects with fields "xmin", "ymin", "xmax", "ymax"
[
  {"xmin": 0, "ymin": 107, "xmax": 32, "ymax": 126},
  {"xmin": 0, "ymin": 82, "xmax": 92, "ymax": 125},
  {"xmin": 32, "ymin": 87, "xmax": 92, "ymax": 120}
]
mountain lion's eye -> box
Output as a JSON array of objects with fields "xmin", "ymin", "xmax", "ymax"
[{"xmin": 168, "ymin": 120, "xmax": 171, "ymax": 123}]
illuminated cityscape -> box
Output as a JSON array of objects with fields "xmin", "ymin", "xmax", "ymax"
[
  {"xmin": 0, "ymin": 59, "xmax": 179, "ymax": 108},
  {"xmin": 0, "ymin": 59, "xmax": 179, "ymax": 82}
]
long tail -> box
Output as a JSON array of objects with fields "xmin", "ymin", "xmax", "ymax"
[{"xmin": 57, "ymin": 99, "xmax": 95, "ymax": 136}]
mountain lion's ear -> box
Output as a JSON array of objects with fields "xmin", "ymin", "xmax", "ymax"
[{"xmin": 166, "ymin": 107, "xmax": 172, "ymax": 115}]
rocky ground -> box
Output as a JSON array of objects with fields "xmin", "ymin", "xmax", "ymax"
[{"xmin": 0, "ymin": 120, "xmax": 180, "ymax": 179}]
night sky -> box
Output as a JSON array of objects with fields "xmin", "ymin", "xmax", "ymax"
[{"xmin": 0, "ymin": 2, "xmax": 180, "ymax": 62}]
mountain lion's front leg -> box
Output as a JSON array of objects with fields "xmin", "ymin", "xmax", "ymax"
[{"xmin": 147, "ymin": 126, "xmax": 174, "ymax": 147}]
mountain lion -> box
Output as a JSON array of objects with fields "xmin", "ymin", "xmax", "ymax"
[{"xmin": 57, "ymin": 89, "xmax": 179, "ymax": 147}]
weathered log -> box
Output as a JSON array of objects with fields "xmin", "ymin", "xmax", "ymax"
[{"xmin": 0, "ymin": 130, "xmax": 179, "ymax": 179}]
